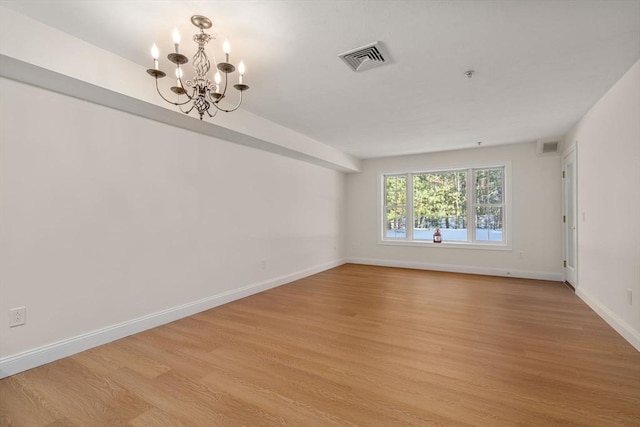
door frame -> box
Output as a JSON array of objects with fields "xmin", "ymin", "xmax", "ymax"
[{"xmin": 562, "ymin": 144, "xmax": 578, "ymax": 288}]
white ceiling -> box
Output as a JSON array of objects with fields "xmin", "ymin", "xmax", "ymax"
[{"xmin": 2, "ymin": 0, "xmax": 639, "ymax": 159}]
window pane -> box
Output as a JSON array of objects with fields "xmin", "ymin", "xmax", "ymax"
[
  {"xmin": 475, "ymin": 206, "xmax": 503, "ymax": 241},
  {"xmin": 475, "ymin": 168, "xmax": 503, "ymax": 204},
  {"xmin": 385, "ymin": 207, "xmax": 406, "ymax": 238},
  {"xmin": 385, "ymin": 175, "xmax": 406, "ymax": 206},
  {"xmin": 413, "ymin": 171, "xmax": 467, "ymax": 241}
]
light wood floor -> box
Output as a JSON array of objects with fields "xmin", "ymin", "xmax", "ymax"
[{"xmin": 1, "ymin": 264, "xmax": 639, "ymax": 426}]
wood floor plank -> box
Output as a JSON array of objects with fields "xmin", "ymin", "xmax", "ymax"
[
  {"xmin": 0, "ymin": 377, "xmax": 60, "ymax": 426},
  {"xmin": 6, "ymin": 357, "xmax": 150, "ymax": 426},
  {"xmin": 1, "ymin": 264, "xmax": 638, "ymax": 426}
]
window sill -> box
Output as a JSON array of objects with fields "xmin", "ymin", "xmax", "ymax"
[{"xmin": 379, "ymin": 239, "xmax": 512, "ymax": 251}]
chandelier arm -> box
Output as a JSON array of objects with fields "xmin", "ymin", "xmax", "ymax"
[
  {"xmin": 216, "ymin": 70, "xmax": 230, "ymax": 99},
  {"xmin": 177, "ymin": 77, "xmax": 195, "ymax": 102},
  {"xmin": 210, "ymin": 90, "xmax": 244, "ymax": 113},
  {"xmin": 207, "ymin": 71, "xmax": 242, "ymax": 112},
  {"xmin": 206, "ymin": 107, "xmax": 218, "ymax": 118},
  {"xmin": 154, "ymin": 78, "xmax": 193, "ymax": 106},
  {"xmin": 178, "ymin": 103, "xmax": 192, "ymax": 114},
  {"xmin": 184, "ymin": 87, "xmax": 203, "ymax": 115},
  {"xmin": 205, "ymin": 91, "xmax": 219, "ymax": 104},
  {"xmin": 182, "ymin": 103, "xmax": 196, "ymax": 115}
]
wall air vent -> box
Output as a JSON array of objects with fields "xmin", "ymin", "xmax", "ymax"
[
  {"xmin": 536, "ymin": 138, "xmax": 561, "ymax": 156},
  {"xmin": 338, "ymin": 41, "xmax": 389, "ymax": 72}
]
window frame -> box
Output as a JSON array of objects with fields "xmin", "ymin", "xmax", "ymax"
[{"xmin": 379, "ymin": 162, "xmax": 512, "ymax": 250}]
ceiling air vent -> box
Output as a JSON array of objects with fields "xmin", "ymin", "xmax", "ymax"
[
  {"xmin": 338, "ymin": 41, "xmax": 389, "ymax": 72},
  {"xmin": 536, "ymin": 138, "xmax": 561, "ymax": 156}
]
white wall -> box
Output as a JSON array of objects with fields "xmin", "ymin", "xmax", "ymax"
[
  {"xmin": 346, "ymin": 142, "xmax": 563, "ymax": 280},
  {"xmin": 0, "ymin": 77, "xmax": 346, "ymax": 374},
  {"xmin": 564, "ymin": 60, "xmax": 640, "ymax": 350}
]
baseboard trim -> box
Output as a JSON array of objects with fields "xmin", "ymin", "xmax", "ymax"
[
  {"xmin": 346, "ymin": 257, "xmax": 564, "ymax": 282},
  {"xmin": 0, "ymin": 259, "xmax": 346, "ymax": 379},
  {"xmin": 576, "ymin": 288, "xmax": 640, "ymax": 352}
]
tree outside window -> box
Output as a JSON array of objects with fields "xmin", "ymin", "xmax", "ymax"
[
  {"xmin": 384, "ymin": 175, "xmax": 407, "ymax": 238},
  {"xmin": 413, "ymin": 171, "xmax": 467, "ymax": 241}
]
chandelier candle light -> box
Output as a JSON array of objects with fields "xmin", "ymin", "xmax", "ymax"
[{"xmin": 146, "ymin": 15, "xmax": 249, "ymax": 120}]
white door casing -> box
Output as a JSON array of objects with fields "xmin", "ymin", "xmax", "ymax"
[{"xmin": 562, "ymin": 147, "xmax": 578, "ymax": 287}]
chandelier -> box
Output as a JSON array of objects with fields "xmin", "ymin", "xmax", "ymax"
[{"xmin": 146, "ymin": 15, "xmax": 249, "ymax": 120}]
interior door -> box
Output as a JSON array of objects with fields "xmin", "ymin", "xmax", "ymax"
[{"xmin": 563, "ymin": 148, "xmax": 578, "ymax": 287}]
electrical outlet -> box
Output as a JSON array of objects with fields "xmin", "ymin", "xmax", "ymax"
[
  {"xmin": 9, "ymin": 307, "xmax": 26, "ymax": 327},
  {"xmin": 627, "ymin": 289, "xmax": 633, "ymax": 305},
  {"xmin": 260, "ymin": 260, "xmax": 267, "ymax": 270}
]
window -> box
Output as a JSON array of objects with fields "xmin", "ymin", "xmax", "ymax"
[
  {"xmin": 384, "ymin": 175, "xmax": 407, "ymax": 238},
  {"xmin": 413, "ymin": 171, "xmax": 467, "ymax": 241},
  {"xmin": 381, "ymin": 165, "xmax": 508, "ymax": 247},
  {"xmin": 474, "ymin": 168, "xmax": 504, "ymax": 242}
]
